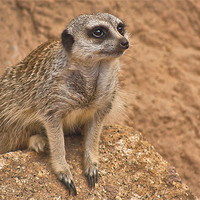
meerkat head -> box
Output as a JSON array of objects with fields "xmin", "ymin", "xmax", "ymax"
[{"xmin": 61, "ymin": 13, "xmax": 129, "ymax": 62}]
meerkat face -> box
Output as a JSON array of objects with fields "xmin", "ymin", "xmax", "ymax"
[{"xmin": 61, "ymin": 13, "xmax": 129, "ymax": 62}]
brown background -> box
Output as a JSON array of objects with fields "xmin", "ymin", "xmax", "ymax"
[{"xmin": 0, "ymin": 0, "xmax": 199, "ymax": 197}]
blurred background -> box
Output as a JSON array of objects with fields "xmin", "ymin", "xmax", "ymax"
[{"xmin": 0, "ymin": 0, "xmax": 199, "ymax": 197}]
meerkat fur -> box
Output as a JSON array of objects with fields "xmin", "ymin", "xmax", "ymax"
[{"xmin": 0, "ymin": 13, "xmax": 129, "ymax": 195}]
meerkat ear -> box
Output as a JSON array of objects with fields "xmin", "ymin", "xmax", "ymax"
[{"xmin": 61, "ymin": 29, "xmax": 74, "ymax": 51}]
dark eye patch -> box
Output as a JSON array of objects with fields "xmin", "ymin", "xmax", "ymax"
[
  {"xmin": 88, "ymin": 26, "xmax": 108, "ymax": 39},
  {"xmin": 117, "ymin": 23, "xmax": 125, "ymax": 36}
]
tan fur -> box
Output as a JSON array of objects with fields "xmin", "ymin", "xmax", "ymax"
[{"xmin": 0, "ymin": 13, "xmax": 129, "ymax": 194}]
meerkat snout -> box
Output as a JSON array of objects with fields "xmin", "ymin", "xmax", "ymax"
[{"xmin": 119, "ymin": 38, "xmax": 129, "ymax": 49}]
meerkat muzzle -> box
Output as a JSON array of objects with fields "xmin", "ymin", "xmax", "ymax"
[{"xmin": 119, "ymin": 38, "xmax": 129, "ymax": 49}]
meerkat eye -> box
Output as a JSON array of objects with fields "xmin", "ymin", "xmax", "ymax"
[
  {"xmin": 117, "ymin": 23, "xmax": 125, "ymax": 35},
  {"xmin": 91, "ymin": 27, "xmax": 107, "ymax": 38}
]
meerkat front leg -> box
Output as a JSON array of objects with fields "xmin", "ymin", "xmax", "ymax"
[
  {"xmin": 84, "ymin": 110, "xmax": 108, "ymax": 188},
  {"xmin": 45, "ymin": 120, "xmax": 77, "ymax": 195}
]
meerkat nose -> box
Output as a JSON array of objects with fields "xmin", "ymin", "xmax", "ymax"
[{"xmin": 119, "ymin": 38, "xmax": 129, "ymax": 49}]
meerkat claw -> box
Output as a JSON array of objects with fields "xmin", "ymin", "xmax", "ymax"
[
  {"xmin": 58, "ymin": 173, "xmax": 77, "ymax": 196},
  {"xmin": 65, "ymin": 180, "xmax": 77, "ymax": 196},
  {"xmin": 96, "ymin": 169, "xmax": 98, "ymax": 183},
  {"xmin": 88, "ymin": 168, "xmax": 98, "ymax": 188},
  {"xmin": 71, "ymin": 181, "xmax": 77, "ymax": 195}
]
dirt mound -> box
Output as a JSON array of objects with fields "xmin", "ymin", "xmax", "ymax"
[{"xmin": 0, "ymin": 0, "xmax": 199, "ymax": 197}]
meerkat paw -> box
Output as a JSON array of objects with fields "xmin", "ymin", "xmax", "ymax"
[
  {"xmin": 85, "ymin": 162, "xmax": 98, "ymax": 188},
  {"xmin": 28, "ymin": 134, "xmax": 47, "ymax": 153},
  {"xmin": 57, "ymin": 171, "xmax": 77, "ymax": 195}
]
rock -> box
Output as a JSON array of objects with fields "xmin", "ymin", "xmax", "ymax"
[{"xmin": 0, "ymin": 126, "xmax": 197, "ymax": 199}]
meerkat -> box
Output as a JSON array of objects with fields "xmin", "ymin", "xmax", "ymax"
[{"xmin": 0, "ymin": 13, "xmax": 129, "ymax": 195}]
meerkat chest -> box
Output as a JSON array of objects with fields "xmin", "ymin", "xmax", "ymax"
[
  {"xmin": 65, "ymin": 60, "xmax": 119, "ymax": 108},
  {"xmin": 94, "ymin": 65, "xmax": 118, "ymax": 104},
  {"xmin": 85, "ymin": 62, "xmax": 119, "ymax": 109},
  {"xmin": 62, "ymin": 62, "xmax": 119, "ymax": 132}
]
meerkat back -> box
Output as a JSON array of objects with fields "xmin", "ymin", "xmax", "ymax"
[
  {"xmin": 0, "ymin": 13, "xmax": 129, "ymax": 195},
  {"xmin": 0, "ymin": 40, "xmax": 63, "ymax": 153}
]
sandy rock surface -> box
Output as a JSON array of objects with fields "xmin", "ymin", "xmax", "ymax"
[
  {"xmin": 0, "ymin": 126, "xmax": 197, "ymax": 199},
  {"xmin": 0, "ymin": 0, "xmax": 200, "ymax": 198}
]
